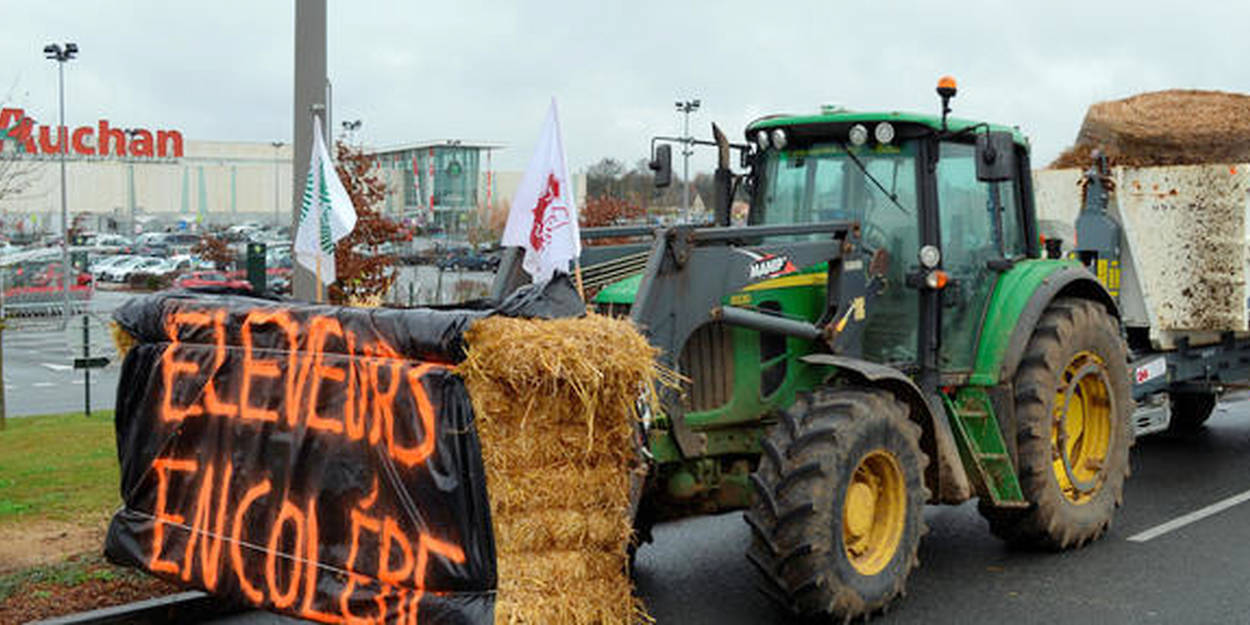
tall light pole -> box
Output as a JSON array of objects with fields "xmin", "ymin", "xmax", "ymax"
[
  {"xmin": 270, "ymin": 141, "xmax": 285, "ymax": 227},
  {"xmin": 44, "ymin": 42, "xmax": 77, "ymax": 323},
  {"xmin": 124, "ymin": 129, "xmax": 142, "ymax": 238},
  {"xmin": 675, "ymin": 99, "xmax": 700, "ymax": 219}
]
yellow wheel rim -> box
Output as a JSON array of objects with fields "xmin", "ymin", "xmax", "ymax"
[
  {"xmin": 1051, "ymin": 350, "xmax": 1114, "ymax": 505},
  {"xmin": 842, "ymin": 450, "xmax": 906, "ymax": 576}
]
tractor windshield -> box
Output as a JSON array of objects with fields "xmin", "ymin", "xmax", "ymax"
[
  {"xmin": 754, "ymin": 140, "xmax": 920, "ymax": 365},
  {"xmin": 755, "ymin": 142, "xmax": 917, "ymax": 229}
]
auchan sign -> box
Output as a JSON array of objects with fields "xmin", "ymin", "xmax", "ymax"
[{"xmin": 0, "ymin": 108, "xmax": 183, "ymax": 159}]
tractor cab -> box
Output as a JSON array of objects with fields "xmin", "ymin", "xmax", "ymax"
[{"xmin": 739, "ymin": 83, "xmax": 1037, "ymax": 377}]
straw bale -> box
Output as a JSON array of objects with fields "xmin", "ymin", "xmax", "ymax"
[
  {"xmin": 485, "ymin": 466, "xmax": 629, "ymax": 516},
  {"xmin": 1051, "ymin": 89, "xmax": 1250, "ymax": 168},
  {"xmin": 497, "ymin": 551, "xmax": 624, "ymax": 586},
  {"xmin": 493, "ymin": 509, "xmax": 631, "ymax": 552},
  {"xmin": 493, "ymin": 581, "xmax": 643, "ymax": 625},
  {"xmin": 461, "ymin": 313, "xmax": 665, "ymax": 624},
  {"xmin": 110, "ymin": 321, "xmax": 136, "ymax": 362},
  {"xmin": 475, "ymin": 421, "xmax": 634, "ymax": 469}
]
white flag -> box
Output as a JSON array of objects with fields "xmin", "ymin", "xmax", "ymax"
[
  {"xmin": 501, "ymin": 98, "xmax": 580, "ymax": 282},
  {"xmin": 294, "ymin": 119, "xmax": 357, "ymax": 285}
]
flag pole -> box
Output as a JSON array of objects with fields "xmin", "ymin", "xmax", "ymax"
[
  {"xmin": 573, "ymin": 260, "xmax": 585, "ymax": 301},
  {"xmin": 315, "ymin": 255, "xmax": 324, "ymax": 303}
]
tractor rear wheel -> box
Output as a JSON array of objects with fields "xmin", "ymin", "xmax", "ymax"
[
  {"xmin": 981, "ymin": 297, "xmax": 1132, "ymax": 549},
  {"xmin": 1167, "ymin": 391, "xmax": 1218, "ymax": 434},
  {"xmin": 745, "ymin": 388, "xmax": 926, "ymax": 621}
]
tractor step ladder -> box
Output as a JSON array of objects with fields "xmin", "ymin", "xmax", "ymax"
[{"xmin": 942, "ymin": 388, "xmax": 1028, "ymax": 508}]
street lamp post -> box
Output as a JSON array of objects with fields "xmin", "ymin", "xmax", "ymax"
[
  {"xmin": 44, "ymin": 42, "xmax": 78, "ymax": 324},
  {"xmin": 675, "ymin": 98, "xmax": 700, "ymax": 219},
  {"xmin": 271, "ymin": 141, "xmax": 285, "ymax": 227},
  {"xmin": 124, "ymin": 129, "xmax": 142, "ymax": 238}
]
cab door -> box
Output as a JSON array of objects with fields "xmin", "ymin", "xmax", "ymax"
[{"xmin": 935, "ymin": 142, "xmax": 1025, "ymax": 371}]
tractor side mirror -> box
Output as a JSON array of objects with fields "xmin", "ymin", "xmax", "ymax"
[
  {"xmin": 975, "ymin": 131, "xmax": 1016, "ymax": 182},
  {"xmin": 650, "ymin": 144, "xmax": 672, "ymax": 188}
]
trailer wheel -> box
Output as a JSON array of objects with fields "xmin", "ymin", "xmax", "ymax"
[
  {"xmin": 1167, "ymin": 391, "xmax": 1218, "ymax": 434},
  {"xmin": 981, "ymin": 297, "xmax": 1132, "ymax": 549},
  {"xmin": 745, "ymin": 388, "xmax": 927, "ymax": 621}
]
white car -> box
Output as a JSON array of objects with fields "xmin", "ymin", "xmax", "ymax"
[
  {"xmin": 92, "ymin": 255, "xmax": 134, "ymax": 280},
  {"xmin": 91, "ymin": 234, "xmax": 132, "ymax": 249},
  {"xmin": 103, "ymin": 256, "xmax": 160, "ymax": 282}
]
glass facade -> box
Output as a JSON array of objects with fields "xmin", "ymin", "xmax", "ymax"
[{"xmin": 372, "ymin": 143, "xmax": 496, "ymax": 232}]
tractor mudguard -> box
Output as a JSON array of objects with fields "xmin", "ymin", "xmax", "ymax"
[
  {"xmin": 800, "ymin": 354, "xmax": 972, "ymax": 503},
  {"xmin": 974, "ymin": 263, "xmax": 1120, "ymax": 387}
]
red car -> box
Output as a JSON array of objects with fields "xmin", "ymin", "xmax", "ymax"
[{"xmin": 175, "ymin": 271, "xmax": 252, "ymax": 290}]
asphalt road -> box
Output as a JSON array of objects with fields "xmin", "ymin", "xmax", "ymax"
[
  {"xmin": 2, "ymin": 290, "xmax": 128, "ymax": 417},
  {"xmin": 202, "ymin": 398, "xmax": 1250, "ymax": 625}
]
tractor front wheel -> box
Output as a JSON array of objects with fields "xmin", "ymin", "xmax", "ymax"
[
  {"xmin": 746, "ymin": 388, "xmax": 927, "ymax": 621},
  {"xmin": 981, "ymin": 297, "xmax": 1132, "ymax": 549}
]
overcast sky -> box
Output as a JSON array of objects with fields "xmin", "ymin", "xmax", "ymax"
[{"xmin": 3, "ymin": 1, "xmax": 1247, "ymax": 176}]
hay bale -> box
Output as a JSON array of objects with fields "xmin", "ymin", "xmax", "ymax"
[
  {"xmin": 1051, "ymin": 89, "xmax": 1250, "ymax": 168},
  {"xmin": 461, "ymin": 314, "xmax": 665, "ymax": 625}
]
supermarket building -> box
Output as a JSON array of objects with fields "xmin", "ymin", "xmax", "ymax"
[{"xmin": 0, "ymin": 107, "xmax": 583, "ymax": 237}]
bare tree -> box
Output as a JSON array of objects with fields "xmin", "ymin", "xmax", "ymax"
[{"xmin": 0, "ymin": 81, "xmax": 46, "ymax": 207}]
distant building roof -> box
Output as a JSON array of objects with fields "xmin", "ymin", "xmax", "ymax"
[{"xmin": 367, "ymin": 141, "xmax": 506, "ymax": 156}]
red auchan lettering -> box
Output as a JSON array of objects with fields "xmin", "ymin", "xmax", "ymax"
[{"xmin": 0, "ymin": 107, "xmax": 183, "ymax": 158}]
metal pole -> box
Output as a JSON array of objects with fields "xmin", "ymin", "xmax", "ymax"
[
  {"xmin": 682, "ymin": 108, "xmax": 690, "ymax": 217},
  {"xmin": 82, "ymin": 314, "xmax": 90, "ymax": 417},
  {"xmin": 58, "ymin": 60, "xmax": 70, "ymax": 326},
  {"xmin": 272, "ymin": 143, "xmax": 281, "ymax": 226},
  {"xmin": 293, "ymin": 0, "xmax": 327, "ymax": 301},
  {"xmin": 0, "ymin": 321, "xmax": 6, "ymax": 431},
  {"xmin": 127, "ymin": 163, "xmax": 135, "ymax": 237}
]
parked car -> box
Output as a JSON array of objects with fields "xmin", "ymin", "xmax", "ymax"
[
  {"xmin": 103, "ymin": 256, "xmax": 164, "ymax": 282},
  {"xmin": 91, "ymin": 254, "xmax": 134, "ymax": 280},
  {"xmin": 436, "ymin": 249, "xmax": 500, "ymax": 271},
  {"xmin": 175, "ymin": 271, "xmax": 252, "ymax": 291},
  {"xmin": 84, "ymin": 233, "xmax": 132, "ymax": 249}
]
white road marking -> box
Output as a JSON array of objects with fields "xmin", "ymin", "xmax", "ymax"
[
  {"xmin": 1127, "ymin": 488, "xmax": 1250, "ymax": 542},
  {"xmin": 31, "ymin": 381, "xmax": 55, "ymax": 388},
  {"xmin": 41, "ymin": 362, "xmax": 73, "ymax": 372}
]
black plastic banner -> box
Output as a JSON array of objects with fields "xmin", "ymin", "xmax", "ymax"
[{"xmin": 106, "ymin": 293, "xmax": 497, "ymax": 624}]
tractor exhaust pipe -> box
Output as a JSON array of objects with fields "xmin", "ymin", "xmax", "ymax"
[{"xmin": 712, "ymin": 123, "xmax": 733, "ymax": 226}]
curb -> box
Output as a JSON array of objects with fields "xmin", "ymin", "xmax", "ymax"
[{"xmin": 28, "ymin": 590, "xmax": 239, "ymax": 625}]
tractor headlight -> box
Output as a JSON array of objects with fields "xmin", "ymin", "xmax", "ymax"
[
  {"xmin": 874, "ymin": 122, "xmax": 895, "ymax": 144},
  {"xmin": 849, "ymin": 124, "xmax": 868, "ymax": 147},
  {"xmin": 919, "ymin": 245, "xmax": 941, "ymax": 268},
  {"xmin": 755, "ymin": 130, "xmax": 770, "ymax": 150},
  {"xmin": 770, "ymin": 128, "xmax": 788, "ymax": 150}
]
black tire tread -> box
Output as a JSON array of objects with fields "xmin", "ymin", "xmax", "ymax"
[
  {"xmin": 746, "ymin": 387, "xmax": 927, "ymax": 621},
  {"xmin": 980, "ymin": 297, "xmax": 1133, "ymax": 550},
  {"xmin": 1167, "ymin": 391, "xmax": 1218, "ymax": 434}
]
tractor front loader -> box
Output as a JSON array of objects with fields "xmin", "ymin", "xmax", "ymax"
[{"xmin": 492, "ymin": 77, "xmax": 1133, "ymax": 622}]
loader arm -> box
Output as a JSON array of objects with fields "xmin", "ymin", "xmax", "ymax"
[{"xmin": 627, "ymin": 220, "xmax": 856, "ymax": 456}]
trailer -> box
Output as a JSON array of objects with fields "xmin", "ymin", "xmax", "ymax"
[{"xmin": 1036, "ymin": 155, "xmax": 1250, "ymax": 435}]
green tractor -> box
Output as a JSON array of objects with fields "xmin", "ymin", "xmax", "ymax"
[{"xmin": 494, "ymin": 78, "xmax": 1133, "ymax": 621}]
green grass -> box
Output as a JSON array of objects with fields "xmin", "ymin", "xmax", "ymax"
[{"xmin": 0, "ymin": 412, "xmax": 118, "ymax": 526}]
